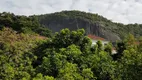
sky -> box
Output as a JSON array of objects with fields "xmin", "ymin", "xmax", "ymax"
[{"xmin": 0, "ymin": 0, "xmax": 142, "ymax": 24}]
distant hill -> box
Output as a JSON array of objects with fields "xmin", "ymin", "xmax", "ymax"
[
  {"xmin": 1, "ymin": 11, "xmax": 142, "ymax": 41},
  {"xmin": 37, "ymin": 10, "xmax": 142, "ymax": 41}
]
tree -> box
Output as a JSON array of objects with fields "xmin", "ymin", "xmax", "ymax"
[
  {"xmin": 82, "ymin": 68, "xmax": 96, "ymax": 80},
  {"xmin": 117, "ymin": 49, "xmax": 142, "ymax": 80},
  {"xmin": 91, "ymin": 51, "xmax": 116, "ymax": 80},
  {"xmin": 104, "ymin": 42, "xmax": 112, "ymax": 55},
  {"xmin": 96, "ymin": 40, "xmax": 103, "ymax": 52},
  {"xmin": 32, "ymin": 73, "xmax": 55, "ymax": 80},
  {"xmin": 57, "ymin": 62, "xmax": 83, "ymax": 80}
]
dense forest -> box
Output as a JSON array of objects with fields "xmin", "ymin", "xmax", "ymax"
[{"xmin": 0, "ymin": 11, "xmax": 142, "ymax": 80}]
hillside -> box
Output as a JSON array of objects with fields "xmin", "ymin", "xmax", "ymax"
[
  {"xmin": 37, "ymin": 10, "xmax": 142, "ymax": 41},
  {"xmin": 0, "ymin": 12, "xmax": 51, "ymax": 37},
  {"xmin": 1, "ymin": 11, "xmax": 142, "ymax": 41}
]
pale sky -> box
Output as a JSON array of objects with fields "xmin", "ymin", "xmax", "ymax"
[{"xmin": 0, "ymin": 0, "xmax": 142, "ymax": 24}]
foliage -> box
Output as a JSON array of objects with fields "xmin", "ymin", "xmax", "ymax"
[
  {"xmin": 0, "ymin": 12, "xmax": 51, "ymax": 37},
  {"xmin": 0, "ymin": 28, "xmax": 46, "ymax": 80},
  {"xmin": 0, "ymin": 27, "xmax": 142, "ymax": 80}
]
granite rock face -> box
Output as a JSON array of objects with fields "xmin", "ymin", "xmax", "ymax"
[
  {"xmin": 38, "ymin": 11, "xmax": 121, "ymax": 41},
  {"xmin": 39, "ymin": 17, "xmax": 120, "ymax": 41}
]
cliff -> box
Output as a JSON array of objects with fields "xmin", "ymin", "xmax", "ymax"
[{"xmin": 38, "ymin": 11, "xmax": 122, "ymax": 41}]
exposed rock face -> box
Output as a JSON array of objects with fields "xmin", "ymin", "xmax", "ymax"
[{"xmin": 40, "ymin": 18, "xmax": 120, "ymax": 41}]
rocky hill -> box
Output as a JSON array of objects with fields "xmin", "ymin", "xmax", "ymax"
[
  {"xmin": 37, "ymin": 10, "xmax": 142, "ymax": 41},
  {"xmin": 1, "ymin": 11, "xmax": 142, "ymax": 42}
]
